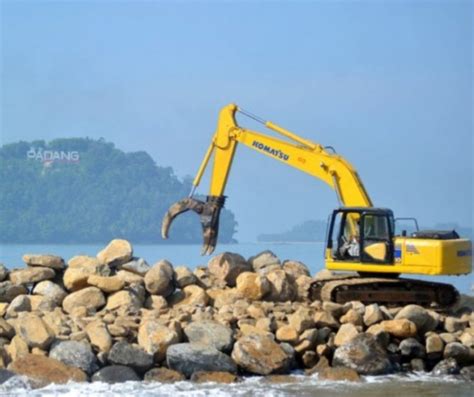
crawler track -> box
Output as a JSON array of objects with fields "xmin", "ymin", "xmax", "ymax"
[{"xmin": 309, "ymin": 275, "xmax": 459, "ymax": 309}]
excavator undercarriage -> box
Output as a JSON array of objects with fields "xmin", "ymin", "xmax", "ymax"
[{"xmin": 309, "ymin": 274, "xmax": 459, "ymax": 309}]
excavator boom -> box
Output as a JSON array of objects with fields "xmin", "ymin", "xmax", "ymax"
[{"xmin": 162, "ymin": 103, "xmax": 372, "ymax": 254}]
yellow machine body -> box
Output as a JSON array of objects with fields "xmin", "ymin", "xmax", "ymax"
[{"xmin": 326, "ymin": 237, "xmax": 472, "ymax": 275}]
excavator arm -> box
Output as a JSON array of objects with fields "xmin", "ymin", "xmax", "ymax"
[{"xmin": 162, "ymin": 103, "xmax": 373, "ymax": 254}]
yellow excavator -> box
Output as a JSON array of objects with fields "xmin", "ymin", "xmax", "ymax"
[{"xmin": 162, "ymin": 104, "xmax": 472, "ymax": 307}]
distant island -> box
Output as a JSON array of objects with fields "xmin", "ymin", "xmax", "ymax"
[
  {"xmin": 258, "ymin": 219, "xmax": 472, "ymax": 243},
  {"xmin": 258, "ymin": 220, "xmax": 328, "ymax": 242},
  {"xmin": 0, "ymin": 138, "xmax": 237, "ymax": 244}
]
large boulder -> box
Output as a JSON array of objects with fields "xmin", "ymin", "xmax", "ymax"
[
  {"xmin": 265, "ymin": 269, "xmax": 296, "ymax": 302},
  {"xmin": 13, "ymin": 313, "xmax": 54, "ymax": 350},
  {"xmin": 0, "ymin": 281, "xmax": 27, "ymax": 303},
  {"xmin": 332, "ymin": 333, "xmax": 393, "ymax": 375},
  {"xmin": 426, "ymin": 334, "xmax": 444, "ymax": 357},
  {"xmin": 443, "ymin": 342, "xmax": 471, "ymax": 365},
  {"xmin": 5, "ymin": 295, "xmax": 31, "ymax": 318},
  {"xmin": 85, "ymin": 320, "xmax": 112, "ymax": 353},
  {"xmin": 91, "ymin": 365, "xmax": 140, "ymax": 383},
  {"xmin": 97, "ymin": 239, "xmax": 133, "ymax": 267},
  {"xmin": 191, "ymin": 371, "xmax": 238, "ymax": 384},
  {"xmin": 49, "ymin": 340, "xmax": 99, "ymax": 375},
  {"xmin": 138, "ymin": 319, "xmax": 180, "ymax": 362},
  {"xmin": 22, "ymin": 254, "xmax": 65, "ymax": 270},
  {"xmin": 363, "ymin": 304, "xmax": 384, "ymax": 327},
  {"xmin": 144, "ymin": 260, "xmax": 175, "ymax": 297},
  {"xmin": 32, "ymin": 281, "xmax": 67, "ymax": 305},
  {"xmin": 184, "ymin": 321, "xmax": 234, "ymax": 352},
  {"xmin": 105, "ymin": 290, "xmax": 142, "ymax": 314},
  {"xmin": 399, "ymin": 338, "xmax": 426, "ymax": 358},
  {"xmin": 231, "ymin": 334, "xmax": 294, "ymax": 375},
  {"xmin": 144, "ymin": 367, "xmax": 185, "ymax": 382},
  {"xmin": 64, "ymin": 256, "xmax": 110, "ymax": 291},
  {"xmin": 368, "ymin": 319, "xmax": 417, "ymax": 339},
  {"xmin": 282, "ymin": 260, "xmax": 310, "ymax": 281},
  {"xmin": 168, "ymin": 285, "xmax": 208, "ymax": 308},
  {"xmin": 8, "ymin": 354, "xmax": 87, "ymax": 387},
  {"xmin": 236, "ymin": 272, "xmax": 270, "ymax": 301},
  {"xmin": 9, "ymin": 267, "xmax": 55, "ymax": 285},
  {"xmin": 167, "ymin": 343, "xmax": 237, "ymax": 378},
  {"xmin": 175, "ymin": 266, "xmax": 197, "ymax": 288},
  {"xmin": 87, "ymin": 275, "xmax": 125, "ymax": 293},
  {"xmin": 62, "ymin": 287, "xmax": 105, "ymax": 314},
  {"xmin": 118, "ymin": 258, "xmax": 150, "ymax": 276},
  {"xmin": 334, "ymin": 323, "xmax": 360, "ymax": 347},
  {"xmin": 107, "ymin": 341, "xmax": 153, "ymax": 373},
  {"xmin": 394, "ymin": 305, "xmax": 438, "ymax": 334},
  {"xmin": 208, "ymin": 253, "xmax": 251, "ymax": 287},
  {"xmin": 431, "ymin": 357, "xmax": 460, "ymax": 376},
  {"xmin": 5, "ymin": 335, "xmax": 29, "ymax": 361},
  {"xmin": 248, "ymin": 251, "xmax": 281, "ymax": 274},
  {"xmin": 0, "ymin": 264, "xmax": 8, "ymax": 282},
  {"xmin": 0, "ymin": 318, "xmax": 14, "ymax": 338}
]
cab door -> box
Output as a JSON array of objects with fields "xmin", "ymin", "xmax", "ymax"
[{"xmin": 360, "ymin": 213, "xmax": 394, "ymax": 264}]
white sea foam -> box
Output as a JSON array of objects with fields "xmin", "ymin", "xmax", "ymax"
[{"xmin": 0, "ymin": 373, "xmax": 471, "ymax": 397}]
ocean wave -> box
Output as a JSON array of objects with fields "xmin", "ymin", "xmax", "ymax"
[{"xmin": 0, "ymin": 372, "xmax": 471, "ymax": 397}]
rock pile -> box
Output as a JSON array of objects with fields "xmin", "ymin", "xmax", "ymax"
[{"xmin": 0, "ymin": 240, "xmax": 473, "ymax": 387}]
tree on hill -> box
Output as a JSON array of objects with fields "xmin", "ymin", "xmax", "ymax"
[{"xmin": 0, "ymin": 138, "xmax": 237, "ymax": 244}]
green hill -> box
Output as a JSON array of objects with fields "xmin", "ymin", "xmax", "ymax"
[{"xmin": 0, "ymin": 138, "xmax": 237, "ymax": 244}]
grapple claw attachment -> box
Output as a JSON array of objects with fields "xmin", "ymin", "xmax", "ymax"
[{"xmin": 161, "ymin": 195, "xmax": 226, "ymax": 255}]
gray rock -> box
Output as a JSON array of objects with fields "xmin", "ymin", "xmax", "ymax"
[
  {"xmin": 33, "ymin": 280, "xmax": 67, "ymax": 305},
  {"xmin": 333, "ymin": 333, "xmax": 393, "ymax": 375},
  {"xmin": 231, "ymin": 334, "xmax": 294, "ymax": 375},
  {"xmin": 0, "ymin": 281, "xmax": 28, "ymax": 303},
  {"xmin": 0, "ymin": 369, "xmax": 15, "ymax": 384},
  {"xmin": 248, "ymin": 251, "xmax": 281, "ymax": 273},
  {"xmin": 443, "ymin": 342, "xmax": 471, "ymax": 365},
  {"xmin": 0, "ymin": 264, "xmax": 8, "ymax": 282},
  {"xmin": 167, "ymin": 343, "xmax": 237, "ymax": 378},
  {"xmin": 144, "ymin": 260, "xmax": 175, "ymax": 297},
  {"xmin": 49, "ymin": 340, "xmax": 99, "ymax": 375},
  {"xmin": 410, "ymin": 358, "xmax": 426, "ymax": 372},
  {"xmin": 399, "ymin": 338, "xmax": 426, "ymax": 358},
  {"xmin": 5, "ymin": 295, "xmax": 31, "ymax": 318},
  {"xmin": 175, "ymin": 266, "xmax": 197, "ymax": 288},
  {"xmin": 91, "ymin": 365, "xmax": 140, "ymax": 383},
  {"xmin": 108, "ymin": 341, "xmax": 153, "ymax": 373},
  {"xmin": 444, "ymin": 317, "xmax": 467, "ymax": 333},
  {"xmin": 119, "ymin": 258, "xmax": 150, "ymax": 276},
  {"xmin": 394, "ymin": 305, "xmax": 438, "ymax": 334},
  {"xmin": 22, "ymin": 254, "xmax": 65, "ymax": 270},
  {"xmin": 431, "ymin": 358, "xmax": 460, "ymax": 376},
  {"xmin": 144, "ymin": 367, "xmax": 185, "ymax": 383},
  {"xmin": 460, "ymin": 365, "xmax": 474, "ymax": 381},
  {"xmin": 184, "ymin": 320, "xmax": 234, "ymax": 352}
]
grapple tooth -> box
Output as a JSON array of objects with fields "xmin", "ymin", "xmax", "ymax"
[
  {"xmin": 161, "ymin": 195, "xmax": 226, "ymax": 255},
  {"xmin": 161, "ymin": 198, "xmax": 202, "ymax": 239}
]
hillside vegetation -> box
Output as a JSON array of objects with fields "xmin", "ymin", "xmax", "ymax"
[{"xmin": 0, "ymin": 138, "xmax": 237, "ymax": 244}]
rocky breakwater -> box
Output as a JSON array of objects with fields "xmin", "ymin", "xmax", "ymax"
[{"xmin": 0, "ymin": 240, "xmax": 474, "ymax": 388}]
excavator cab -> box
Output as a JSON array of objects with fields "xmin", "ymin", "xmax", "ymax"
[{"xmin": 327, "ymin": 207, "xmax": 395, "ymax": 265}]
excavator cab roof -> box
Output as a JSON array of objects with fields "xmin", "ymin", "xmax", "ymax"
[{"xmin": 335, "ymin": 207, "xmax": 394, "ymax": 216}]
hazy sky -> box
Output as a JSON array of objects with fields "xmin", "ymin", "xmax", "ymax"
[{"xmin": 1, "ymin": 0, "xmax": 472, "ymax": 241}]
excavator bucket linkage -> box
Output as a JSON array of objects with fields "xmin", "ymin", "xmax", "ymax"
[{"xmin": 161, "ymin": 195, "xmax": 226, "ymax": 255}]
